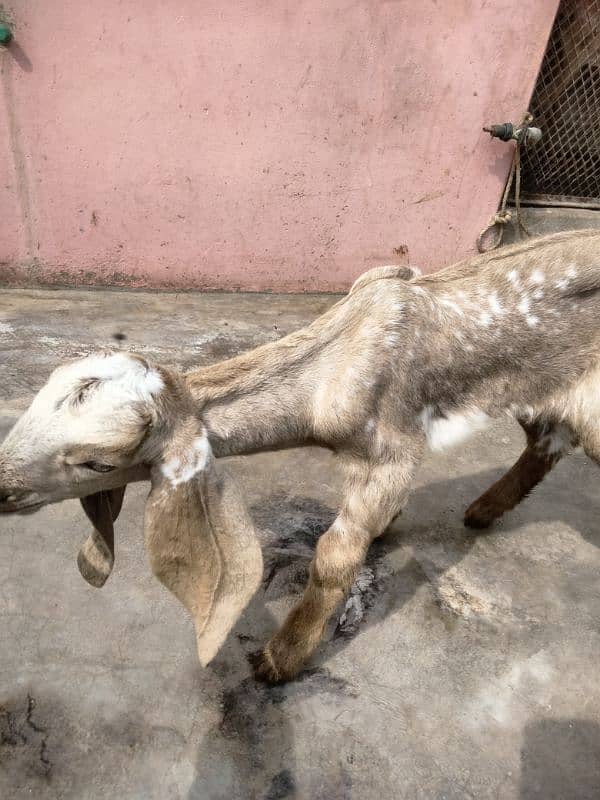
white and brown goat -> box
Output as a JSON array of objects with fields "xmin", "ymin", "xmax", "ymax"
[{"xmin": 1, "ymin": 229, "xmax": 599, "ymax": 683}]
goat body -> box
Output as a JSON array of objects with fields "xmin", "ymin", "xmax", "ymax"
[
  {"xmin": 190, "ymin": 231, "xmax": 600, "ymax": 462},
  {"xmin": 1, "ymin": 230, "xmax": 599, "ymax": 682},
  {"xmin": 185, "ymin": 229, "xmax": 600, "ymax": 680}
]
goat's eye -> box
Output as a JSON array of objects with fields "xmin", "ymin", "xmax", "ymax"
[{"xmin": 83, "ymin": 461, "xmax": 116, "ymax": 473}]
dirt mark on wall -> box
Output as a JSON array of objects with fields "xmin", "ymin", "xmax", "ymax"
[{"xmin": 1, "ymin": 41, "xmax": 35, "ymax": 257}]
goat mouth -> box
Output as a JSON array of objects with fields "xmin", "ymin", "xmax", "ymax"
[
  {"xmin": 1, "ymin": 504, "xmax": 41, "ymax": 514},
  {"xmin": 10, "ymin": 502, "xmax": 45, "ymax": 515},
  {"xmin": 0, "ymin": 496, "xmax": 45, "ymax": 515}
]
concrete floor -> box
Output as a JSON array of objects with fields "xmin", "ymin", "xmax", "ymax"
[{"xmin": 1, "ymin": 288, "xmax": 600, "ymax": 800}]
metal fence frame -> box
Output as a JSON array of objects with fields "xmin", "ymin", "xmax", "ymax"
[{"xmin": 520, "ymin": 0, "xmax": 600, "ymax": 206}]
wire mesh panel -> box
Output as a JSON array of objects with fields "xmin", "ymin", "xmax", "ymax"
[{"xmin": 520, "ymin": 0, "xmax": 600, "ymax": 201}]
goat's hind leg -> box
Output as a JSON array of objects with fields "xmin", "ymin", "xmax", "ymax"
[
  {"xmin": 464, "ymin": 419, "xmax": 569, "ymax": 529},
  {"xmin": 254, "ymin": 448, "xmax": 421, "ymax": 683}
]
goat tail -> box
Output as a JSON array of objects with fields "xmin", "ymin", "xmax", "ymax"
[{"xmin": 349, "ymin": 264, "xmax": 421, "ymax": 295}]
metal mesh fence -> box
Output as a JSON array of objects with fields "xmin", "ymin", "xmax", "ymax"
[{"xmin": 520, "ymin": 0, "xmax": 600, "ymax": 201}]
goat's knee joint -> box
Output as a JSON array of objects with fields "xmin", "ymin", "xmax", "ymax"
[{"xmin": 313, "ymin": 529, "xmax": 367, "ymax": 588}]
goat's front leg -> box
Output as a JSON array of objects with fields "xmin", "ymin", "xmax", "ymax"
[{"xmin": 254, "ymin": 451, "xmax": 421, "ymax": 683}]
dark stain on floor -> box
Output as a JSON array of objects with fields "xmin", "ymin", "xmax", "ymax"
[{"xmin": 0, "ymin": 694, "xmax": 52, "ymax": 781}]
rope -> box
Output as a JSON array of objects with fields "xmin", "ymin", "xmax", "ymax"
[{"xmin": 477, "ymin": 113, "xmax": 533, "ymax": 253}]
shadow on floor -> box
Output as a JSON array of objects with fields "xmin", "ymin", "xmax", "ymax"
[
  {"xmin": 520, "ymin": 718, "xmax": 600, "ymax": 799},
  {"xmin": 3, "ymin": 455, "xmax": 599, "ymax": 798},
  {"xmin": 186, "ymin": 585, "xmax": 358, "ymax": 799},
  {"xmin": 188, "ymin": 455, "xmax": 600, "ymax": 798},
  {"xmin": 247, "ymin": 453, "xmax": 600, "ymax": 666}
]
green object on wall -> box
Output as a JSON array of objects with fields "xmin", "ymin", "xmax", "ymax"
[{"xmin": 0, "ymin": 24, "xmax": 12, "ymax": 45}]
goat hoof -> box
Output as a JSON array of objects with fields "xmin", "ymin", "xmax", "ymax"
[
  {"xmin": 250, "ymin": 647, "xmax": 292, "ymax": 684},
  {"xmin": 463, "ymin": 501, "xmax": 497, "ymax": 529}
]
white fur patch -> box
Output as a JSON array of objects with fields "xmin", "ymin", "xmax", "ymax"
[
  {"xmin": 35, "ymin": 352, "xmax": 163, "ymax": 410},
  {"xmin": 1, "ymin": 352, "xmax": 169, "ymax": 473},
  {"xmin": 22, "ymin": 352, "xmax": 165, "ymax": 455},
  {"xmin": 510, "ymin": 404, "xmax": 535, "ymax": 423},
  {"xmin": 508, "ymin": 270, "xmax": 521, "ymax": 289},
  {"xmin": 161, "ymin": 436, "xmax": 211, "ymax": 486},
  {"xmin": 537, "ymin": 424, "xmax": 573, "ymax": 456},
  {"xmin": 488, "ymin": 292, "xmax": 504, "ymax": 315},
  {"xmin": 419, "ymin": 406, "xmax": 489, "ymax": 451},
  {"xmin": 530, "ymin": 270, "xmax": 544, "ymax": 285},
  {"xmin": 440, "ymin": 297, "xmax": 464, "ymax": 316},
  {"xmin": 518, "ymin": 296, "xmax": 530, "ymax": 314}
]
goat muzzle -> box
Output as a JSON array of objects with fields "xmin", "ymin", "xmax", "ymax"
[{"xmin": 0, "ymin": 489, "xmax": 43, "ymax": 514}]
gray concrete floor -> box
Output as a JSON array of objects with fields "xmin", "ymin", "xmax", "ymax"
[{"xmin": 1, "ymin": 288, "xmax": 600, "ymax": 800}]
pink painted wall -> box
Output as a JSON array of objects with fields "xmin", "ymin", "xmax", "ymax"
[{"xmin": 1, "ymin": 1, "xmax": 558, "ymax": 292}]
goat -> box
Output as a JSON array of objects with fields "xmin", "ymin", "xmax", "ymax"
[{"xmin": 1, "ymin": 229, "xmax": 599, "ymax": 684}]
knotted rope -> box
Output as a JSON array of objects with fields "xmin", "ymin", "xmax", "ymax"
[{"xmin": 477, "ymin": 112, "xmax": 533, "ymax": 253}]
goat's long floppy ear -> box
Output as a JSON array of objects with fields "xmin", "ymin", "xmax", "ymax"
[
  {"xmin": 144, "ymin": 433, "xmax": 263, "ymax": 666},
  {"xmin": 77, "ymin": 487, "xmax": 126, "ymax": 588}
]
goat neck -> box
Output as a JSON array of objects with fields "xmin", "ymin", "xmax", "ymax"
[{"xmin": 184, "ymin": 301, "xmax": 349, "ymax": 456}]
